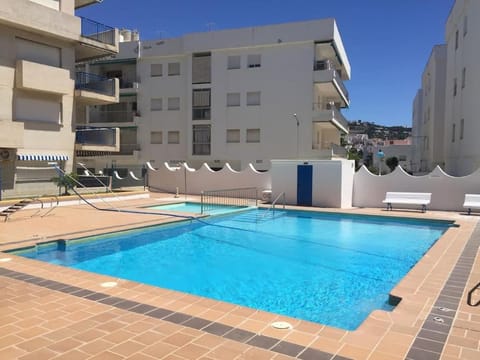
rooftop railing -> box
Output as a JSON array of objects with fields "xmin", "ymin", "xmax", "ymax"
[
  {"xmin": 75, "ymin": 72, "xmax": 115, "ymax": 97},
  {"xmin": 80, "ymin": 16, "xmax": 115, "ymax": 46}
]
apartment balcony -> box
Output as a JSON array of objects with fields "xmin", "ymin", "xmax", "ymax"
[
  {"xmin": 75, "ymin": 127, "xmax": 120, "ymax": 152},
  {"xmin": 311, "ymin": 143, "xmax": 347, "ymax": 159},
  {"xmin": 119, "ymin": 80, "xmax": 140, "ymax": 95},
  {"xmin": 76, "ymin": 17, "xmax": 119, "ymax": 61},
  {"xmin": 313, "ymin": 60, "xmax": 350, "ymax": 107},
  {"xmin": 16, "ymin": 60, "xmax": 73, "ymax": 95},
  {"xmin": 0, "ymin": 0, "xmax": 79, "ymax": 43},
  {"xmin": 75, "ymin": 0, "xmax": 103, "ymax": 9},
  {"xmin": 88, "ymin": 110, "xmax": 138, "ymax": 124},
  {"xmin": 312, "ymin": 103, "xmax": 349, "ymax": 134},
  {"xmin": 75, "ymin": 72, "xmax": 119, "ymax": 105},
  {"xmin": 117, "ymin": 143, "xmax": 141, "ymax": 156}
]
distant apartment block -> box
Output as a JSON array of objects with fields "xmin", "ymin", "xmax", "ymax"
[
  {"xmin": 411, "ymin": 45, "xmax": 447, "ymax": 173},
  {"xmin": 0, "ymin": 0, "xmax": 120, "ymax": 198},
  {"xmin": 79, "ymin": 19, "xmax": 351, "ymax": 173},
  {"xmin": 412, "ymin": 0, "xmax": 480, "ymax": 176}
]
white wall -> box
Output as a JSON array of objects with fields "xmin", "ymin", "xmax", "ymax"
[
  {"xmin": 270, "ymin": 159, "xmax": 354, "ymax": 208},
  {"xmin": 353, "ymin": 165, "xmax": 480, "ymax": 211}
]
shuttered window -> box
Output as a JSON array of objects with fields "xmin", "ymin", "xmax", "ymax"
[
  {"xmin": 227, "ymin": 93, "xmax": 240, "ymax": 107},
  {"xmin": 226, "ymin": 129, "xmax": 240, "ymax": 143},
  {"xmin": 227, "ymin": 55, "xmax": 241, "ymax": 69},
  {"xmin": 168, "ymin": 62, "xmax": 180, "ymax": 76},
  {"xmin": 246, "ymin": 128, "xmax": 260, "ymax": 143},
  {"xmin": 151, "ymin": 64, "xmax": 162, "ymax": 77},
  {"xmin": 192, "ymin": 53, "xmax": 211, "ymax": 84},
  {"xmin": 150, "ymin": 131, "xmax": 163, "ymax": 144},
  {"xmin": 246, "ymin": 91, "xmax": 261, "ymax": 106}
]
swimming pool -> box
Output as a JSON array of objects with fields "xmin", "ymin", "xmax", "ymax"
[
  {"xmin": 148, "ymin": 201, "xmax": 249, "ymax": 215},
  {"xmin": 14, "ymin": 209, "xmax": 451, "ymax": 330}
]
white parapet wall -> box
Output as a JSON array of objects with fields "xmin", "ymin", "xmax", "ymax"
[
  {"xmin": 147, "ymin": 162, "xmax": 271, "ymax": 197},
  {"xmin": 353, "ymin": 165, "xmax": 480, "ymax": 211},
  {"xmin": 270, "ymin": 159, "xmax": 355, "ymax": 208}
]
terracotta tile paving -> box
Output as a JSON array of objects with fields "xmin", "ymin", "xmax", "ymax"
[{"xmin": 0, "ymin": 192, "xmax": 479, "ymax": 359}]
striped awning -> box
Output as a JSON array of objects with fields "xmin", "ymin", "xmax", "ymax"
[{"xmin": 17, "ymin": 154, "xmax": 69, "ymax": 161}]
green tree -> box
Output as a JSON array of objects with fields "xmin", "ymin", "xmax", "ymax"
[
  {"xmin": 386, "ymin": 156, "xmax": 399, "ymax": 172},
  {"xmin": 51, "ymin": 172, "xmax": 78, "ymax": 196}
]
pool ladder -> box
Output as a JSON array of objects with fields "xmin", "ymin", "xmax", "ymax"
[
  {"xmin": 263, "ymin": 192, "xmax": 286, "ymax": 218},
  {"xmin": 467, "ymin": 281, "xmax": 480, "ymax": 307}
]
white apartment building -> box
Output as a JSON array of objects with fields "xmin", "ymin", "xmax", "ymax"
[
  {"xmin": 411, "ymin": 89, "xmax": 424, "ymax": 173},
  {"xmin": 443, "ymin": 0, "xmax": 478, "ymax": 175},
  {"xmin": 411, "ymin": 45, "xmax": 447, "ymax": 173},
  {"xmin": 0, "ymin": 0, "xmax": 119, "ymax": 199},
  {"xmin": 80, "ymin": 19, "xmax": 351, "ymax": 173}
]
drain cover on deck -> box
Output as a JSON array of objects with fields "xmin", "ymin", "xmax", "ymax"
[
  {"xmin": 100, "ymin": 281, "xmax": 118, "ymax": 288},
  {"xmin": 271, "ymin": 321, "xmax": 293, "ymax": 329}
]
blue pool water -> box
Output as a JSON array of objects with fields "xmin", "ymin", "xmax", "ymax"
[
  {"xmin": 148, "ymin": 202, "xmax": 248, "ymax": 214},
  {"xmin": 15, "ymin": 210, "xmax": 451, "ymax": 330}
]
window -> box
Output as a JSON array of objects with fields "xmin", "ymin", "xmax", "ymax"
[
  {"xmin": 16, "ymin": 37, "xmax": 61, "ymax": 67},
  {"xmin": 150, "ymin": 131, "xmax": 163, "ymax": 144},
  {"xmin": 464, "ymin": 16, "xmax": 468, "ymax": 36},
  {"xmin": 455, "ymin": 30, "xmax": 459, "ymax": 50},
  {"xmin": 168, "ymin": 62, "xmax": 180, "ymax": 76},
  {"xmin": 192, "ymin": 53, "xmax": 211, "ymax": 84},
  {"xmin": 460, "ymin": 118, "xmax": 464, "ymax": 140},
  {"xmin": 227, "ymin": 55, "xmax": 241, "ymax": 69},
  {"xmin": 15, "ymin": 94, "xmax": 61, "ymax": 124},
  {"xmin": 192, "ymin": 125, "xmax": 211, "ymax": 155},
  {"xmin": 246, "ymin": 91, "xmax": 261, "ymax": 106},
  {"xmin": 452, "ymin": 124, "xmax": 456, "ymax": 143},
  {"xmin": 462, "ymin": 67, "xmax": 466, "ymax": 89},
  {"xmin": 227, "ymin": 93, "xmax": 240, "ymax": 107},
  {"xmin": 247, "ymin": 54, "xmax": 261, "ymax": 68},
  {"xmin": 168, "ymin": 131, "xmax": 180, "ymax": 144},
  {"xmin": 453, "ymin": 78, "xmax": 457, "ymax": 96},
  {"xmin": 150, "ymin": 98, "xmax": 162, "ymax": 111},
  {"xmin": 226, "ymin": 129, "xmax": 240, "ymax": 143},
  {"xmin": 192, "ymin": 89, "xmax": 211, "ymax": 120},
  {"xmin": 246, "ymin": 128, "xmax": 260, "ymax": 143},
  {"xmin": 167, "ymin": 97, "xmax": 180, "ymax": 110},
  {"xmin": 151, "ymin": 64, "xmax": 163, "ymax": 77}
]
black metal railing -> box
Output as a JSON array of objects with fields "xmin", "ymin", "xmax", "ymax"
[
  {"xmin": 75, "ymin": 128, "xmax": 117, "ymax": 146},
  {"xmin": 75, "ymin": 72, "xmax": 115, "ymax": 96},
  {"xmin": 89, "ymin": 110, "xmax": 135, "ymax": 123},
  {"xmin": 314, "ymin": 59, "xmax": 349, "ymax": 101},
  {"xmin": 80, "ymin": 16, "xmax": 115, "ymax": 46},
  {"xmin": 201, "ymin": 187, "xmax": 257, "ymax": 214},
  {"xmin": 192, "ymin": 107, "xmax": 211, "ymax": 120}
]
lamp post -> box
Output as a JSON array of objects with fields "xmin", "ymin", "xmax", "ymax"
[
  {"xmin": 377, "ymin": 149, "xmax": 385, "ymax": 175},
  {"xmin": 293, "ymin": 113, "xmax": 299, "ymax": 159}
]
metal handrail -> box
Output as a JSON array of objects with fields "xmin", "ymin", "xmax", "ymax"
[
  {"xmin": 271, "ymin": 192, "xmax": 286, "ymax": 216},
  {"xmin": 42, "ymin": 196, "xmax": 59, "ymax": 218},
  {"xmin": 201, "ymin": 187, "xmax": 257, "ymax": 214},
  {"xmin": 467, "ymin": 282, "xmax": 480, "ymax": 307}
]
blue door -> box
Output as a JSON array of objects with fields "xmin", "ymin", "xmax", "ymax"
[{"xmin": 297, "ymin": 165, "xmax": 313, "ymax": 206}]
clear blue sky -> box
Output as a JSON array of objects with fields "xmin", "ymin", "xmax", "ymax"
[{"xmin": 79, "ymin": 0, "xmax": 454, "ymax": 127}]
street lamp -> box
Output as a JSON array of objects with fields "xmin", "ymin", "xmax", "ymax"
[
  {"xmin": 377, "ymin": 149, "xmax": 385, "ymax": 175},
  {"xmin": 293, "ymin": 113, "xmax": 299, "ymax": 159}
]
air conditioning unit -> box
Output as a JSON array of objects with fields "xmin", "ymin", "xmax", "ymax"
[{"xmin": 0, "ymin": 148, "xmax": 15, "ymax": 161}]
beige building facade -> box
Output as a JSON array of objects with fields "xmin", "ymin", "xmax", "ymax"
[{"xmin": 0, "ymin": 0, "xmax": 119, "ymax": 199}]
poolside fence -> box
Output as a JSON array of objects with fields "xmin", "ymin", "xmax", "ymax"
[{"xmin": 201, "ymin": 187, "xmax": 257, "ymax": 214}]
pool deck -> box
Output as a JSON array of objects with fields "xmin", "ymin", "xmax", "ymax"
[{"xmin": 0, "ymin": 191, "xmax": 479, "ymax": 360}]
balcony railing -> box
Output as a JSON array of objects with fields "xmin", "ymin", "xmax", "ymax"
[
  {"xmin": 75, "ymin": 72, "xmax": 115, "ymax": 96},
  {"xmin": 80, "ymin": 16, "xmax": 115, "ymax": 46},
  {"xmin": 89, "ymin": 110, "xmax": 136, "ymax": 123},
  {"xmin": 192, "ymin": 107, "xmax": 211, "ymax": 120},
  {"xmin": 312, "ymin": 103, "xmax": 348, "ymax": 132},
  {"xmin": 75, "ymin": 128, "xmax": 117, "ymax": 146},
  {"xmin": 119, "ymin": 143, "xmax": 141, "ymax": 155},
  {"xmin": 314, "ymin": 60, "xmax": 349, "ymax": 101}
]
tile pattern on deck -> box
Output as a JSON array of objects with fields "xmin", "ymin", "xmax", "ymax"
[
  {"xmin": 0, "ymin": 266, "xmax": 347, "ymax": 360},
  {"xmin": 406, "ymin": 222, "xmax": 480, "ymax": 360}
]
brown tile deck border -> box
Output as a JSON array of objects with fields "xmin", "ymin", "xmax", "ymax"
[
  {"xmin": 1, "ymin": 194, "xmax": 479, "ymax": 359},
  {"xmin": 0, "ymin": 266, "xmax": 349, "ymax": 360}
]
